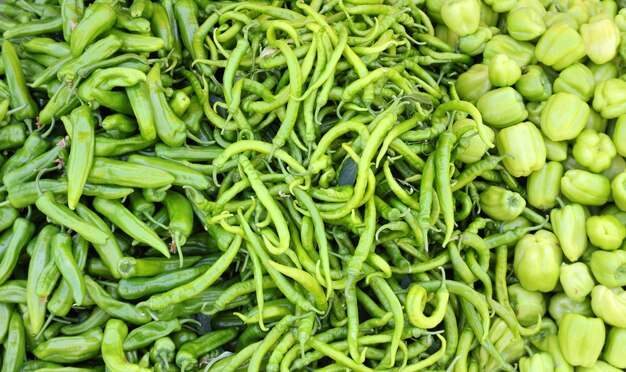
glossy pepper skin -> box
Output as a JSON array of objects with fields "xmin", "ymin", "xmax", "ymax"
[
  {"xmin": 603, "ymin": 327, "xmax": 626, "ymax": 369},
  {"xmin": 477, "ymin": 87, "xmax": 528, "ymax": 128},
  {"xmin": 540, "ymin": 92, "xmax": 590, "ymax": 141},
  {"xmin": 508, "ymin": 283, "xmax": 547, "ymax": 327},
  {"xmin": 506, "ymin": 5, "xmax": 546, "ymax": 41},
  {"xmin": 527, "ymin": 162, "xmax": 563, "ymax": 210},
  {"xmin": 550, "ymin": 203, "xmax": 588, "ymax": 262},
  {"xmin": 479, "ymin": 185, "xmax": 526, "ymax": 221},
  {"xmin": 589, "ymin": 249, "xmax": 626, "ymax": 287},
  {"xmin": 590, "ymin": 285, "xmax": 626, "ymax": 328},
  {"xmin": 612, "ymin": 115, "xmax": 626, "ymax": 157},
  {"xmin": 440, "ymin": 0, "xmax": 481, "ymax": 36},
  {"xmin": 559, "ymin": 262, "xmax": 594, "ymax": 303},
  {"xmin": 513, "ymin": 230, "xmax": 562, "ymax": 292},
  {"xmin": 519, "ymin": 352, "xmax": 555, "ymax": 372},
  {"xmin": 572, "ymin": 129, "xmax": 617, "ymax": 173},
  {"xmin": 611, "ymin": 171, "xmax": 626, "ymax": 211},
  {"xmin": 552, "ymin": 63, "xmax": 596, "ymax": 102},
  {"xmin": 477, "ymin": 317, "xmax": 526, "ymax": 371},
  {"xmin": 593, "ymin": 78, "xmax": 626, "ymax": 119},
  {"xmin": 515, "ymin": 64, "xmax": 552, "ymax": 102},
  {"xmin": 580, "ymin": 15, "xmax": 620, "ymax": 65},
  {"xmin": 535, "ymin": 23, "xmax": 586, "ymax": 70},
  {"xmin": 488, "ymin": 53, "xmax": 521, "ymax": 87},
  {"xmin": 586, "ymin": 215, "xmax": 626, "ymax": 251},
  {"xmin": 548, "ymin": 292, "xmax": 593, "ymax": 326},
  {"xmin": 451, "ymin": 118, "xmax": 495, "ymax": 163},
  {"xmin": 560, "ymin": 170, "xmax": 611, "ymax": 207},
  {"xmin": 557, "ymin": 314, "xmax": 605, "ymax": 368},
  {"xmin": 496, "ymin": 121, "xmax": 546, "ymax": 177},
  {"xmin": 455, "ymin": 64, "xmax": 492, "ymax": 102}
]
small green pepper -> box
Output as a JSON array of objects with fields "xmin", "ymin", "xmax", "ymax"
[
  {"xmin": 479, "ymin": 185, "xmax": 526, "ymax": 221},
  {"xmin": 572, "ymin": 129, "xmax": 617, "ymax": 173},
  {"xmin": 541, "ymin": 92, "xmax": 590, "ymax": 141},
  {"xmin": 611, "ymin": 171, "xmax": 626, "ymax": 211},
  {"xmin": 589, "ymin": 249, "xmax": 626, "ymax": 287},
  {"xmin": 496, "ymin": 121, "xmax": 546, "ymax": 177},
  {"xmin": 513, "ymin": 229, "xmax": 562, "ymax": 292},
  {"xmin": 603, "ymin": 327, "xmax": 626, "ymax": 369},
  {"xmin": 559, "ymin": 262, "xmax": 594, "ymax": 303},
  {"xmin": 535, "ymin": 23, "xmax": 586, "ymax": 70},
  {"xmin": 508, "ymin": 283, "xmax": 547, "ymax": 327},
  {"xmin": 561, "ymin": 170, "xmax": 611, "ymax": 206},
  {"xmin": 527, "ymin": 162, "xmax": 563, "ymax": 210},
  {"xmin": 550, "ymin": 203, "xmax": 588, "ymax": 262},
  {"xmin": 586, "ymin": 215, "xmax": 626, "ymax": 251},
  {"xmin": 558, "ymin": 314, "xmax": 605, "ymax": 367},
  {"xmin": 549, "ymin": 293, "xmax": 593, "ymax": 326},
  {"xmin": 519, "ymin": 352, "xmax": 554, "ymax": 372},
  {"xmin": 590, "ymin": 285, "xmax": 626, "ymax": 328},
  {"xmin": 553, "ymin": 63, "xmax": 596, "ymax": 102}
]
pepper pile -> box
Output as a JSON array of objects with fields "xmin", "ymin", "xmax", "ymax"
[{"xmin": 0, "ymin": 0, "xmax": 626, "ymax": 371}]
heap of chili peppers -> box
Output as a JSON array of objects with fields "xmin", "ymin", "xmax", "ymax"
[{"xmin": 1, "ymin": 0, "xmax": 625, "ymax": 371}]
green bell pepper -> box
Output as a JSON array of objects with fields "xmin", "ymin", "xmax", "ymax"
[
  {"xmin": 508, "ymin": 283, "xmax": 547, "ymax": 327},
  {"xmin": 477, "ymin": 87, "xmax": 528, "ymax": 128},
  {"xmin": 548, "ymin": 292, "xmax": 593, "ymax": 326},
  {"xmin": 559, "ymin": 262, "xmax": 594, "ymax": 303},
  {"xmin": 451, "ymin": 118, "xmax": 495, "ymax": 164},
  {"xmin": 552, "ymin": 63, "xmax": 596, "ymax": 102},
  {"xmin": 519, "ymin": 352, "xmax": 555, "ymax": 372},
  {"xmin": 592, "ymin": 78, "xmax": 626, "ymax": 119},
  {"xmin": 550, "ymin": 203, "xmax": 588, "ymax": 262},
  {"xmin": 488, "ymin": 53, "xmax": 521, "ymax": 87},
  {"xmin": 456, "ymin": 64, "xmax": 493, "ymax": 103},
  {"xmin": 515, "ymin": 65, "xmax": 552, "ymax": 102},
  {"xmin": 513, "ymin": 229, "xmax": 562, "ymax": 292},
  {"xmin": 540, "ymin": 92, "xmax": 590, "ymax": 142},
  {"xmin": 572, "ymin": 129, "xmax": 617, "ymax": 173},
  {"xmin": 527, "ymin": 161, "xmax": 563, "ymax": 210},
  {"xmin": 561, "ymin": 170, "xmax": 611, "ymax": 206},
  {"xmin": 603, "ymin": 327, "xmax": 626, "ymax": 369},
  {"xmin": 586, "ymin": 215, "xmax": 626, "ymax": 251},
  {"xmin": 580, "ymin": 15, "xmax": 620, "ymax": 65},
  {"xmin": 535, "ymin": 23, "xmax": 586, "ymax": 70},
  {"xmin": 611, "ymin": 171, "xmax": 626, "ymax": 211},
  {"xmin": 590, "ymin": 285, "xmax": 626, "ymax": 328},
  {"xmin": 589, "ymin": 249, "xmax": 626, "ymax": 287},
  {"xmin": 496, "ymin": 121, "xmax": 546, "ymax": 177},
  {"xmin": 479, "ymin": 185, "xmax": 526, "ymax": 221},
  {"xmin": 506, "ymin": 5, "xmax": 546, "ymax": 41},
  {"xmin": 558, "ymin": 314, "xmax": 605, "ymax": 368},
  {"xmin": 576, "ymin": 361, "xmax": 622, "ymax": 372},
  {"xmin": 543, "ymin": 135, "xmax": 568, "ymax": 162},
  {"xmin": 483, "ymin": 34, "xmax": 536, "ymax": 67},
  {"xmin": 477, "ymin": 317, "xmax": 526, "ymax": 371},
  {"xmin": 441, "ymin": 0, "xmax": 481, "ymax": 36},
  {"xmin": 458, "ymin": 26, "xmax": 494, "ymax": 56},
  {"xmin": 612, "ymin": 115, "xmax": 626, "ymax": 157}
]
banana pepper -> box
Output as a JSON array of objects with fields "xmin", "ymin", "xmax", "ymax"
[
  {"xmin": 559, "ymin": 262, "xmax": 594, "ymax": 303},
  {"xmin": 550, "ymin": 203, "xmax": 588, "ymax": 261},
  {"xmin": 513, "ymin": 230, "xmax": 562, "ymax": 292},
  {"xmin": 604, "ymin": 327, "xmax": 626, "ymax": 369},
  {"xmin": 557, "ymin": 314, "xmax": 605, "ymax": 368},
  {"xmin": 479, "ymin": 186, "xmax": 526, "ymax": 221},
  {"xmin": 572, "ymin": 129, "xmax": 617, "ymax": 173},
  {"xmin": 527, "ymin": 162, "xmax": 563, "ymax": 210},
  {"xmin": 560, "ymin": 170, "xmax": 611, "ymax": 206},
  {"xmin": 496, "ymin": 121, "xmax": 545, "ymax": 177},
  {"xmin": 589, "ymin": 249, "xmax": 626, "ymax": 287},
  {"xmin": 586, "ymin": 215, "xmax": 626, "ymax": 251},
  {"xmin": 591, "ymin": 285, "xmax": 626, "ymax": 328}
]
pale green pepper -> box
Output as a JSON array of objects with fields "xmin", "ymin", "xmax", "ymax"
[
  {"xmin": 506, "ymin": 5, "xmax": 546, "ymax": 41},
  {"xmin": 479, "ymin": 1, "xmax": 499, "ymax": 27},
  {"xmin": 548, "ymin": 293, "xmax": 593, "ymax": 325},
  {"xmin": 477, "ymin": 317, "xmax": 527, "ymax": 371},
  {"xmin": 586, "ymin": 215, "xmax": 626, "ymax": 251},
  {"xmin": 612, "ymin": 115, "xmax": 626, "ymax": 157},
  {"xmin": 590, "ymin": 285, "xmax": 626, "ymax": 328},
  {"xmin": 580, "ymin": 15, "xmax": 621, "ymax": 64},
  {"xmin": 519, "ymin": 352, "xmax": 554, "ymax": 372},
  {"xmin": 550, "ymin": 203, "xmax": 588, "ymax": 262},
  {"xmin": 592, "ymin": 78, "xmax": 626, "ymax": 119},
  {"xmin": 496, "ymin": 121, "xmax": 545, "ymax": 177},
  {"xmin": 535, "ymin": 23, "xmax": 586, "ymax": 70},
  {"xmin": 560, "ymin": 170, "xmax": 611, "ymax": 206},
  {"xmin": 601, "ymin": 155, "xmax": 626, "ymax": 182},
  {"xmin": 552, "ymin": 63, "xmax": 596, "ymax": 102},
  {"xmin": 603, "ymin": 327, "xmax": 626, "ymax": 369},
  {"xmin": 476, "ymin": 87, "xmax": 528, "ymax": 128},
  {"xmin": 441, "ymin": 0, "xmax": 481, "ymax": 36},
  {"xmin": 451, "ymin": 118, "xmax": 495, "ymax": 164},
  {"xmin": 479, "ymin": 186, "xmax": 526, "ymax": 221},
  {"xmin": 526, "ymin": 100, "xmax": 545, "ymax": 126},
  {"xmin": 544, "ymin": 10, "xmax": 579, "ymax": 30},
  {"xmin": 585, "ymin": 109, "xmax": 608, "ymax": 133},
  {"xmin": 515, "ymin": 65, "xmax": 552, "ymax": 102},
  {"xmin": 611, "ymin": 171, "xmax": 626, "ymax": 211},
  {"xmin": 589, "ymin": 249, "xmax": 626, "ymax": 287},
  {"xmin": 425, "ymin": 0, "xmax": 446, "ymax": 23},
  {"xmin": 529, "ymin": 318, "xmax": 558, "ymax": 351},
  {"xmin": 543, "ymin": 135, "xmax": 568, "ymax": 162},
  {"xmin": 549, "ymin": 0, "xmax": 590, "ymax": 26},
  {"xmin": 434, "ymin": 24, "xmax": 459, "ymax": 49},
  {"xmin": 513, "ymin": 229, "xmax": 562, "ymax": 292},
  {"xmin": 455, "ymin": 64, "xmax": 492, "ymax": 103},
  {"xmin": 558, "ymin": 314, "xmax": 605, "ymax": 367},
  {"xmin": 483, "ymin": 0, "xmax": 517, "ymax": 13},
  {"xmin": 540, "ymin": 92, "xmax": 590, "ymax": 142},
  {"xmin": 488, "ymin": 54, "xmax": 521, "ymax": 87},
  {"xmin": 508, "ymin": 283, "xmax": 547, "ymax": 327},
  {"xmin": 559, "ymin": 262, "xmax": 594, "ymax": 303},
  {"xmin": 576, "ymin": 361, "xmax": 623, "ymax": 372},
  {"xmin": 458, "ymin": 26, "xmax": 494, "ymax": 56},
  {"xmin": 587, "ymin": 61, "xmax": 619, "ymax": 84},
  {"xmin": 482, "ymin": 34, "xmax": 536, "ymax": 67},
  {"xmin": 527, "ymin": 162, "xmax": 563, "ymax": 210},
  {"xmin": 499, "ymin": 216, "xmax": 533, "ymax": 248},
  {"xmin": 572, "ymin": 129, "xmax": 617, "ymax": 173}
]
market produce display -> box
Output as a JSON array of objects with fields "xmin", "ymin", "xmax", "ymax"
[{"xmin": 0, "ymin": 0, "xmax": 626, "ymax": 370}]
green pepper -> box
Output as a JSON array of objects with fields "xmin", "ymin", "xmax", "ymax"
[
  {"xmin": 576, "ymin": 361, "xmax": 623, "ymax": 372},
  {"xmin": 527, "ymin": 162, "xmax": 563, "ymax": 210},
  {"xmin": 513, "ymin": 229, "xmax": 562, "ymax": 292},
  {"xmin": 33, "ymin": 328, "xmax": 103, "ymax": 363},
  {"xmin": 508, "ymin": 283, "xmax": 547, "ymax": 327},
  {"xmin": 451, "ymin": 118, "xmax": 495, "ymax": 164},
  {"xmin": 515, "ymin": 64, "xmax": 552, "ymax": 102},
  {"xmin": 519, "ymin": 352, "xmax": 555, "ymax": 372},
  {"xmin": 571, "ymin": 129, "xmax": 617, "ymax": 173},
  {"xmin": 549, "ymin": 292, "xmax": 593, "ymax": 326},
  {"xmin": 603, "ymin": 327, "xmax": 626, "ymax": 369},
  {"xmin": 540, "ymin": 92, "xmax": 590, "ymax": 142},
  {"xmin": 483, "ymin": 0, "xmax": 517, "ymax": 12},
  {"xmin": 483, "ymin": 34, "xmax": 536, "ymax": 67},
  {"xmin": 560, "ymin": 170, "xmax": 611, "ymax": 207},
  {"xmin": 550, "ymin": 203, "xmax": 588, "ymax": 262},
  {"xmin": 589, "ymin": 249, "xmax": 626, "ymax": 287},
  {"xmin": 552, "ymin": 63, "xmax": 596, "ymax": 102},
  {"xmin": 496, "ymin": 121, "xmax": 546, "ymax": 177},
  {"xmin": 586, "ymin": 215, "xmax": 626, "ymax": 251},
  {"xmin": 558, "ymin": 314, "xmax": 605, "ymax": 367},
  {"xmin": 440, "ymin": 0, "xmax": 481, "ymax": 36},
  {"xmin": 611, "ymin": 116, "xmax": 626, "ymax": 161},
  {"xmin": 580, "ymin": 15, "xmax": 620, "ymax": 65},
  {"xmin": 477, "ymin": 87, "xmax": 528, "ymax": 128},
  {"xmin": 70, "ymin": 2, "xmax": 117, "ymax": 57},
  {"xmin": 477, "ymin": 317, "xmax": 526, "ymax": 371},
  {"xmin": 506, "ymin": 5, "xmax": 546, "ymax": 41},
  {"xmin": 458, "ymin": 26, "xmax": 494, "ymax": 56},
  {"xmin": 611, "ymin": 171, "xmax": 626, "ymax": 211},
  {"xmin": 2, "ymin": 40, "xmax": 38, "ymax": 121},
  {"xmin": 488, "ymin": 53, "xmax": 521, "ymax": 87},
  {"xmin": 590, "ymin": 285, "xmax": 626, "ymax": 328},
  {"xmin": 592, "ymin": 78, "xmax": 626, "ymax": 119},
  {"xmin": 455, "ymin": 64, "xmax": 492, "ymax": 102},
  {"xmin": 479, "ymin": 185, "xmax": 526, "ymax": 221},
  {"xmin": 535, "ymin": 23, "xmax": 586, "ymax": 70},
  {"xmin": 559, "ymin": 262, "xmax": 594, "ymax": 303}
]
